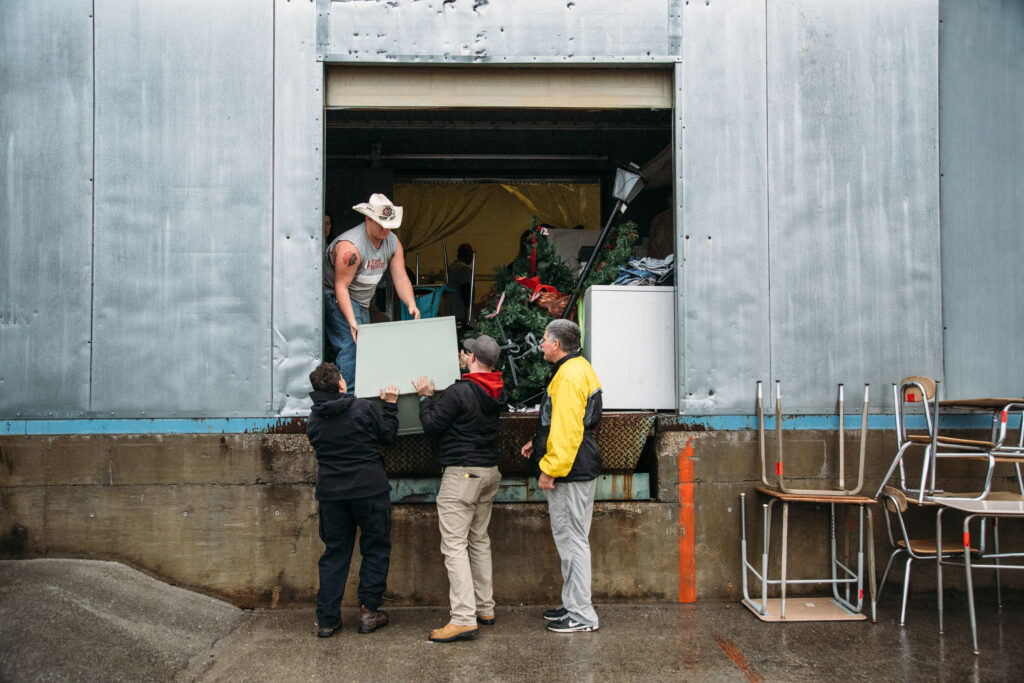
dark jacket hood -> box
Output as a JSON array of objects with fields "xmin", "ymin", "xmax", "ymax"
[
  {"xmin": 464, "ymin": 371, "xmax": 505, "ymax": 401},
  {"xmin": 309, "ymin": 390, "xmax": 355, "ymax": 417}
]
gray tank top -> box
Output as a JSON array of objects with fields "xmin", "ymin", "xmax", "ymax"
[{"xmin": 323, "ymin": 222, "xmax": 399, "ymax": 309}]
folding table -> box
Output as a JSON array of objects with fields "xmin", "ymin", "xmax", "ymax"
[{"xmin": 935, "ymin": 497, "xmax": 1024, "ymax": 654}]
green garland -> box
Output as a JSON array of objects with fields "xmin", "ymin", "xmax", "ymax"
[
  {"xmin": 580, "ymin": 222, "xmax": 639, "ymax": 291},
  {"xmin": 474, "ymin": 219, "xmax": 638, "ymax": 407}
]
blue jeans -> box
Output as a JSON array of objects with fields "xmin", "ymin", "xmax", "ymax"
[{"xmin": 324, "ymin": 291, "xmax": 370, "ymax": 390}]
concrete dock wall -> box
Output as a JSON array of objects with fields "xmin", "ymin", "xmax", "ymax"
[
  {"xmin": 0, "ymin": 434, "xmax": 677, "ymax": 607},
  {"xmin": 2, "ymin": 429, "xmax": 1020, "ymax": 607}
]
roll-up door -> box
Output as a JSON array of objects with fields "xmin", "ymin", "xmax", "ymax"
[{"xmin": 326, "ymin": 66, "xmax": 672, "ymax": 109}]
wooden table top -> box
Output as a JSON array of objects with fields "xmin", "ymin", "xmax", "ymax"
[{"xmin": 939, "ymin": 398, "xmax": 1024, "ymax": 410}]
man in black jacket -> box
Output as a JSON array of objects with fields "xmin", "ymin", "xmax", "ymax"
[
  {"xmin": 306, "ymin": 361, "xmax": 399, "ymax": 638},
  {"xmin": 413, "ymin": 335, "xmax": 505, "ymax": 643}
]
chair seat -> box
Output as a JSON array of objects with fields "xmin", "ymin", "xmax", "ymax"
[
  {"xmin": 897, "ymin": 539, "xmax": 974, "ymax": 555},
  {"xmin": 755, "ymin": 486, "xmax": 875, "ymax": 505},
  {"xmin": 922, "ymin": 491, "xmax": 1024, "ymax": 504},
  {"xmin": 907, "ymin": 434, "xmax": 995, "ymax": 448}
]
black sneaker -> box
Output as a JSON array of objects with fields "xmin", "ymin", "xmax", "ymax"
[
  {"xmin": 542, "ymin": 606, "xmax": 568, "ymax": 621},
  {"xmin": 546, "ymin": 617, "xmax": 598, "ymax": 633}
]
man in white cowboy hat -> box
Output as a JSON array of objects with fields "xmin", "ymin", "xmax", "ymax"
[{"xmin": 324, "ymin": 193, "xmax": 420, "ymax": 389}]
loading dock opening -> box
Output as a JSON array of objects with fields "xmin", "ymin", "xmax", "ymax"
[
  {"xmin": 320, "ymin": 66, "xmax": 676, "ymax": 501},
  {"xmin": 323, "ymin": 66, "xmax": 675, "ymax": 322}
]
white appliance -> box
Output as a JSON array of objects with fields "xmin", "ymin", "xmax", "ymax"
[{"xmin": 583, "ymin": 285, "xmax": 676, "ymax": 410}]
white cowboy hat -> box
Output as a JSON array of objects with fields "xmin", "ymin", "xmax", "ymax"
[{"xmin": 352, "ymin": 193, "xmax": 403, "ymax": 229}]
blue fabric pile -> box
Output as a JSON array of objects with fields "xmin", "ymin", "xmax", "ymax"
[{"xmin": 613, "ymin": 254, "xmax": 675, "ymax": 286}]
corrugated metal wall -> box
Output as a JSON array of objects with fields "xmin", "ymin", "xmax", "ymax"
[
  {"xmin": 273, "ymin": 1, "xmax": 326, "ymax": 415},
  {"xmin": 92, "ymin": 1, "xmax": 275, "ymax": 416},
  {"xmin": 681, "ymin": 0, "xmax": 941, "ymax": 413},
  {"xmin": 324, "ymin": 0, "xmax": 679, "ymax": 61},
  {"xmin": 1, "ymin": 0, "xmax": 321, "ymax": 419},
  {"xmin": 679, "ymin": 0, "xmax": 772, "ymax": 415},
  {"xmin": 939, "ymin": 0, "xmax": 1024, "ymax": 399},
  {"xmin": 1, "ymin": 1, "xmax": 94, "ymax": 417},
  {"xmin": 2, "ymin": 0, "xmax": 1020, "ymax": 421},
  {"xmin": 764, "ymin": 0, "xmax": 942, "ymax": 412}
]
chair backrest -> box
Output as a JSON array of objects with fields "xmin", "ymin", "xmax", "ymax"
[
  {"xmin": 879, "ymin": 485, "xmax": 916, "ymax": 552},
  {"xmin": 881, "ymin": 485, "xmax": 908, "ymax": 514},
  {"xmin": 894, "ymin": 376, "xmax": 939, "ymax": 447},
  {"xmin": 901, "ymin": 375, "xmax": 936, "ymax": 403}
]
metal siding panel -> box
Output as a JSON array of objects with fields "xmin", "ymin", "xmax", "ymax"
[
  {"xmin": 92, "ymin": 1, "xmax": 275, "ymax": 416},
  {"xmin": 326, "ymin": 0, "xmax": 671, "ymax": 61},
  {"xmin": 0, "ymin": 3, "xmax": 93, "ymax": 417},
  {"xmin": 680, "ymin": 0, "xmax": 771, "ymax": 415},
  {"xmin": 274, "ymin": 0, "xmax": 324, "ymax": 415},
  {"xmin": 940, "ymin": 0, "xmax": 1024, "ymax": 398},
  {"xmin": 766, "ymin": 0, "xmax": 941, "ymax": 412}
]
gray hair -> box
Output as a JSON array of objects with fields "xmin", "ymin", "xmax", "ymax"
[{"xmin": 545, "ymin": 319, "xmax": 581, "ymax": 355}]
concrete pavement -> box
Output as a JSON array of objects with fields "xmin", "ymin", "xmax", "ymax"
[{"xmin": 2, "ymin": 559, "xmax": 1022, "ymax": 681}]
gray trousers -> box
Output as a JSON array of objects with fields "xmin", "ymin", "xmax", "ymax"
[
  {"xmin": 436, "ymin": 466, "xmax": 502, "ymax": 626},
  {"xmin": 547, "ymin": 478, "xmax": 599, "ymax": 627}
]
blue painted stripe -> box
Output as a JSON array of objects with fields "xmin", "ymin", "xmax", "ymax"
[
  {"xmin": 1, "ymin": 413, "xmax": 1016, "ymax": 435},
  {"xmin": 0, "ymin": 418, "xmax": 289, "ymax": 435},
  {"xmin": 662, "ymin": 413, "xmax": 1018, "ymax": 431}
]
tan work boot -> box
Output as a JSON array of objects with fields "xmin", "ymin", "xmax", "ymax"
[
  {"xmin": 428, "ymin": 622, "xmax": 478, "ymax": 642},
  {"xmin": 476, "ymin": 614, "xmax": 495, "ymax": 626},
  {"xmin": 359, "ymin": 605, "xmax": 389, "ymax": 634}
]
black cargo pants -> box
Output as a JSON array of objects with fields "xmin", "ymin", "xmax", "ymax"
[{"xmin": 315, "ymin": 491, "xmax": 392, "ymax": 627}]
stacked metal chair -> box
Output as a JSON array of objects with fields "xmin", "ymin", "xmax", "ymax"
[
  {"xmin": 741, "ymin": 381, "xmax": 876, "ymax": 622},
  {"xmin": 875, "ymin": 377, "xmax": 1014, "ymax": 504}
]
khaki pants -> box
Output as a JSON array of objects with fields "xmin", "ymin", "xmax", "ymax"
[{"xmin": 436, "ymin": 466, "xmax": 502, "ymax": 625}]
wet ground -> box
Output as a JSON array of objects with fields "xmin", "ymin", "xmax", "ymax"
[{"xmin": 2, "ymin": 559, "xmax": 1022, "ymax": 682}]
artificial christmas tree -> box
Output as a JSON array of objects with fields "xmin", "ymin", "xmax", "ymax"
[{"xmin": 473, "ymin": 218, "xmax": 638, "ymax": 407}]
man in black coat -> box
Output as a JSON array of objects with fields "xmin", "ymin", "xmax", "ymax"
[
  {"xmin": 413, "ymin": 334, "xmax": 505, "ymax": 643},
  {"xmin": 306, "ymin": 361, "xmax": 399, "ymax": 638}
]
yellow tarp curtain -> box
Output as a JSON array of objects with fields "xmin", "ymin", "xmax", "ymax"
[
  {"xmin": 499, "ymin": 183, "xmax": 592, "ymax": 233},
  {"xmin": 393, "ymin": 182, "xmax": 595, "ymax": 253},
  {"xmin": 392, "ymin": 184, "xmax": 499, "ymax": 253}
]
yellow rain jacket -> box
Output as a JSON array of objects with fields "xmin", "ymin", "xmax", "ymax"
[{"xmin": 533, "ymin": 354, "xmax": 603, "ymax": 482}]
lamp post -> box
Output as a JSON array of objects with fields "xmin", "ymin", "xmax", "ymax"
[{"xmin": 561, "ymin": 163, "xmax": 646, "ymax": 319}]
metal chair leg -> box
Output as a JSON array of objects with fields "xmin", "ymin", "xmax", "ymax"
[
  {"xmin": 877, "ymin": 547, "xmax": 906, "ymax": 605},
  {"xmin": 994, "ymin": 517, "xmax": 1002, "ymax": 608},
  {"xmin": 900, "ymin": 557, "xmax": 913, "ymax": 626}
]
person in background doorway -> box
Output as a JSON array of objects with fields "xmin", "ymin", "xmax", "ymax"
[
  {"xmin": 413, "ymin": 335, "xmax": 505, "ymax": 643},
  {"xmin": 323, "ymin": 213, "xmax": 333, "ymax": 241},
  {"xmin": 448, "ymin": 243, "xmax": 474, "ymax": 325},
  {"xmin": 520, "ymin": 319, "xmax": 603, "ymax": 633},
  {"xmin": 324, "ymin": 194, "xmax": 420, "ymax": 391},
  {"xmin": 307, "ymin": 361, "xmax": 399, "ymax": 638}
]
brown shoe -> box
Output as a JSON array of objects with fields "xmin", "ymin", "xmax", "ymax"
[
  {"xmin": 429, "ymin": 622, "xmax": 478, "ymax": 642},
  {"xmin": 316, "ymin": 620, "xmax": 341, "ymax": 638},
  {"xmin": 476, "ymin": 614, "xmax": 495, "ymax": 626},
  {"xmin": 359, "ymin": 605, "xmax": 389, "ymax": 634}
]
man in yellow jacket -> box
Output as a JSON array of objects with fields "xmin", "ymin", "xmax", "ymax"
[{"xmin": 521, "ymin": 318, "xmax": 602, "ymax": 633}]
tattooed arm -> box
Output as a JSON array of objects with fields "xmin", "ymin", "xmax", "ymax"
[{"xmin": 332, "ymin": 241, "xmax": 362, "ymax": 342}]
